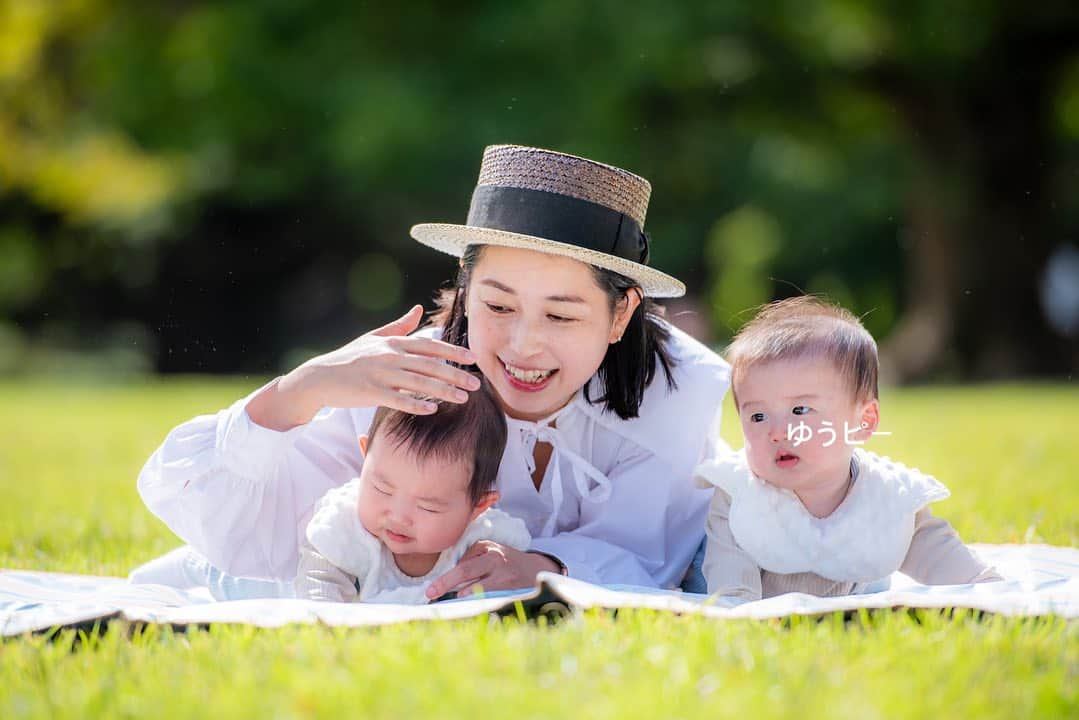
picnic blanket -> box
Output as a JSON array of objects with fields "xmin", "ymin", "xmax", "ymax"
[{"xmin": 3, "ymin": 544, "xmax": 1076, "ymax": 636}]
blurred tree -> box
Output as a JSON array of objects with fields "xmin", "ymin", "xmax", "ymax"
[
  {"xmin": 0, "ymin": 0, "xmax": 1076, "ymax": 378},
  {"xmin": 0, "ymin": 1, "xmax": 183, "ymax": 228},
  {"xmin": 717, "ymin": 0, "xmax": 1079, "ymax": 379}
]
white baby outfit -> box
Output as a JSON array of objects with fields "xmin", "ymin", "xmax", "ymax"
[
  {"xmin": 295, "ymin": 478, "xmax": 531, "ymax": 604},
  {"xmin": 695, "ymin": 449, "xmax": 1002, "ymax": 600}
]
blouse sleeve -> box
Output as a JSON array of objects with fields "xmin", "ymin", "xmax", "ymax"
[
  {"xmin": 701, "ymin": 488, "xmax": 764, "ymax": 601},
  {"xmin": 529, "ymin": 443, "xmax": 713, "ymax": 588},
  {"xmin": 137, "ymin": 378, "xmax": 371, "ymax": 580},
  {"xmin": 900, "ymin": 507, "xmax": 1004, "ymax": 585}
]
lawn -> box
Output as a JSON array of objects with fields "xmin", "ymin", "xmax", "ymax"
[{"xmin": 1, "ymin": 379, "xmax": 1076, "ymax": 719}]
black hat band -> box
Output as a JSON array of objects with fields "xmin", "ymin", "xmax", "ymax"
[{"xmin": 466, "ymin": 185, "xmax": 650, "ymax": 265}]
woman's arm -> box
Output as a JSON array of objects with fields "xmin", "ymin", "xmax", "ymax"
[
  {"xmin": 138, "ymin": 307, "xmax": 478, "ymax": 580},
  {"xmin": 137, "ymin": 389, "xmax": 369, "ymax": 579}
]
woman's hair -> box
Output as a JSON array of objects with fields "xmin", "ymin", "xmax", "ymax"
[
  {"xmin": 367, "ymin": 375, "xmax": 506, "ymax": 505},
  {"xmin": 429, "ymin": 245, "xmax": 678, "ymax": 419},
  {"xmin": 726, "ymin": 296, "xmax": 878, "ymax": 407}
]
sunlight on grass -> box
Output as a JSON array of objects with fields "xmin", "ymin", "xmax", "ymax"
[
  {"xmin": 1, "ymin": 612, "xmax": 1075, "ymax": 719},
  {"xmin": 1, "ymin": 379, "xmax": 1076, "ymax": 719}
]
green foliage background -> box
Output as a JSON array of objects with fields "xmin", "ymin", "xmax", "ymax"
[{"xmin": 2, "ymin": 0, "xmax": 1078, "ymax": 378}]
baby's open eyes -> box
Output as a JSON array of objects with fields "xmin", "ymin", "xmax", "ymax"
[{"xmin": 748, "ymin": 406, "xmax": 812, "ymax": 423}]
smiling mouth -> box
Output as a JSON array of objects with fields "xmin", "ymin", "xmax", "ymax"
[{"xmin": 500, "ymin": 360, "xmax": 558, "ymax": 385}]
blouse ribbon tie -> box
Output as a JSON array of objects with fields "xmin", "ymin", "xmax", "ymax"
[{"xmin": 509, "ymin": 417, "xmax": 613, "ymax": 537}]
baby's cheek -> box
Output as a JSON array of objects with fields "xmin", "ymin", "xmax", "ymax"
[
  {"xmin": 742, "ymin": 443, "xmax": 769, "ymax": 477},
  {"xmin": 356, "ymin": 501, "xmax": 380, "ymax": 536}
]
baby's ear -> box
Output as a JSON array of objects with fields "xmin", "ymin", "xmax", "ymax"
[
  {"xmin": 858, "ymin": 400, "xmax": 880, "ymax": 439},
  {"xmin": 358, "ymin": 435, "xmax": 369, "ymax": 458},
  {"xmin": 470, "ymin": 490, "xmax": 500, "ymax": 520}
]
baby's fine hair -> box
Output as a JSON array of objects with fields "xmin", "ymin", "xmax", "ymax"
[
  {"xmin": 367, "ymin": 376, "xmax": 507, "ymax": 505},
  {"xmin": 727, "ymin": 296, "xmax": 878, "ymax": 406}
]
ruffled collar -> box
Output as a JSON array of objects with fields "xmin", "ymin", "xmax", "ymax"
[{"xmin": 695, "ymin": 449, "xmax": 950, "ymax": 582}]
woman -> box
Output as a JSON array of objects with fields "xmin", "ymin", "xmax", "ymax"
[{"xmin": 133, "ymin": 145, "xmax": 731, "ymax": 598}]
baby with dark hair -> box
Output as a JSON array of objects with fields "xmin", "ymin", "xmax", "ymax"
[
  {"xmin": 696, "ymin": 296, "xmax": 1001, "ymax": 601},
  {"xmin": 295, "ymin": 378, "xmax": 529, "ymax": 603}
]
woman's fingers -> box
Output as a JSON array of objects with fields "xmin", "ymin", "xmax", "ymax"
[
  {"xmin": 369, "ymin": 305, "xmax": 424, "ymax": 338},
  {"xmin": 374, "ymin": 390, "xmax": 438, "ymax": 415},
  {"xmin": 393, "ymin": 335, "xmax": 476, "ymax": 366},
  {"xmin": 281, "ymin": 306, "xmax": 481, "ymax": 415},
  {"xmin": 459, "ymin": 540, "xmax": 494, "ymax": 561},
  {"xmin": 426, "ymin": 554, "xmax": 493, "ymax": 599},
  {"xmin": 455, "ymin": 544, "xmax": 514, "ymax": 596},
  {"xmin": 391, "ymin": 370, "xmax": 472, "ymax": 404},
  {"xmin": 399, "ymin": 355, "xmax": 482, "ymax": 391},
  {"xmin": 427, "ymin": 542, "xmax": 517, "ymax": 599},
  {"xmin": 329, "ymin": 360, "xmax": 477, "ymax": 412}
]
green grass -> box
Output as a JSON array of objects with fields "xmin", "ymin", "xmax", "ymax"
[{"xmin": 1, "ymin": 379, "xmax": 1077, "ymax": 718}]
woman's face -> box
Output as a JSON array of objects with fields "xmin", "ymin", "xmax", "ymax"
[{"xmin": 464, "ymin": 246, "xmax": 638, "ymax": 422}]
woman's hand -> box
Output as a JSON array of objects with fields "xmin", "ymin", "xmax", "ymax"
[
  {"xmin": 247, "ymin": 305, "xmax": 480, "ymax": 431},
  {"xmin": 425, "ymin": 542, "xmax": 562, "ymax": 600}
]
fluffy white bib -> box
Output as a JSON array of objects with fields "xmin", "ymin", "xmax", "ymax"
[
  {"xmin": 305, "ymin": 478, "xmax": 531, "ymax": 604},
  {"xmin": 695, "ymin": 449, "xmax": 950, "ymax": 582}
]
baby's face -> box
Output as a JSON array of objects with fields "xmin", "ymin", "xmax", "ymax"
[
  {"xmin": 356, "ymin": 434, "xmax": 487, "ymax": 561},
  {"xmin": 735, "ymin": 357, "xmax": 878, "ymax": 495}
]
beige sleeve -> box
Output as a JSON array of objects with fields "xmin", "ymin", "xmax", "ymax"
[
  {"xmin": 900, "ymin": 507, "xmax": 1004, "ymax": 585},
  {"xmin": 294, "ymin": 536, "xmax": 361, "ymax": 602},
  {"xmin": 701, "ymin": 488, "xmax": 764, "ymax": 602}
]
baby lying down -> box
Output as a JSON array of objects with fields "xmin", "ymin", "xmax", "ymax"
[{"xmin": 295, "ymin": 379, "xmax": 529, "ymax": 604}]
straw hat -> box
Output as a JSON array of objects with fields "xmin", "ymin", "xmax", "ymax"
[{"xmin": 410, "ymin": 145, "xmax": 685, "ymax": 298}]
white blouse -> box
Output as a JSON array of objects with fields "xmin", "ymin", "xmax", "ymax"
[{"xmin": 137, "ymin": 323, "xmax": 731, "ymax": 588}]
